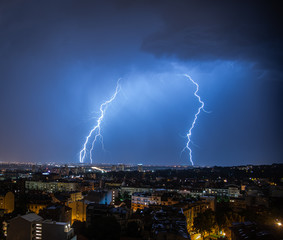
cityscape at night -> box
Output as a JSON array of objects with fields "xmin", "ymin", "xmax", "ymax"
[{"xmin": 0, "ymin": 1, "xmax": 282, "ymax": 240}]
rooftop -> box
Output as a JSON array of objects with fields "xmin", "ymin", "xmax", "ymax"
[{"xmin": 21, "ymin": 213, "xmax": 43, "ymax": 222}]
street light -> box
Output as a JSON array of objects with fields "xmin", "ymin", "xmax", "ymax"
[{"xmin": 275, "ymin": 219, "xmax": 282, "ymax": 227}]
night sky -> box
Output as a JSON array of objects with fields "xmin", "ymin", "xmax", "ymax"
[{"xmin": 0, "ymin": 1, "xmax": 282, "ymax": 166}]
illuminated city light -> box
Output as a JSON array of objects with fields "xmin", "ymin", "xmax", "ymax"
[
  {"xmin": 181, "ymin": 74, "xmax": 208, "ymax": 165},
  {"xmin": 79, "ymin": 80, "xmax": 121, "ymax": 164},
  {"xmin": 91, "ymin": 166, "xmax": 106, "ymax": 173}
]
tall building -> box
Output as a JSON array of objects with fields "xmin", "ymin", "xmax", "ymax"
[
  {"xmin": 118, "ymin": 164, "xmax": 125, "ymax": 171},
  {"xmin": 69, "ymin": 200, "xmax": 88, "ymax": 223},
  {"xmin": 138, "ymin": 164, "xmax": 143, "ymax": 172},
  {"xmin": 5, "ymin": 213, "xmax": 76, "ymax": 240},
  {"xmin": 0, "ymin": 191, "xmax": 14, "ymax": 213}
]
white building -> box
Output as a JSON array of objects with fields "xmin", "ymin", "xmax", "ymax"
[{"xmin": 25, "ymin": 181, "xmax": 79, "ymax": 193}]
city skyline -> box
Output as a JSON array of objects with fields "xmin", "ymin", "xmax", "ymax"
[{"xmin": 0, "ymin": 1, "xmax": 282, "ymax": 166}]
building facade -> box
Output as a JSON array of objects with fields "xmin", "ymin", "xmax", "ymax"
[
  {"xmin": 0, "ymin": 191, "xmax": 14, "ymax": 214},
  {"xmin": 69, "ymin": 200, "xmax": 88, "ymax": 223},
  {"xmin": 6, "ymin": 213, "xmax": 76, "ymax": 240},
  {"xmin": 25, "ymin": 181, "xmax": 79, "ymax": 193}
]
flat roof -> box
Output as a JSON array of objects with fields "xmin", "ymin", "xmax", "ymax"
[{"xmin": 21, "ymin": 213, "xmax": 43, "ymax": 222}]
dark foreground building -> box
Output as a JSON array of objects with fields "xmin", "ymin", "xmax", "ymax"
[{"xmin": 5, "ymin": 213, "xmax": 76, "ymax": 240}]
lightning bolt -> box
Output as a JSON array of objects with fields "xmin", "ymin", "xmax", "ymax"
[
  {"xmin": 79, "ymin": 80, "xmax": 121, "ymax": 163},
  {"xmin": 181, "ymin": 74, "xmax": 207, "ymax": 166}
]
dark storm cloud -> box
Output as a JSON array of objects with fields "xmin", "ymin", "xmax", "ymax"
[
  {"xmin": 0, "ymin": 0, "xmax": 282, "ymax": 165},
  {"xmin": 141, "ymin": 1, "xmax": 283, "ymax": 73},
  {"xmin": 0, "ymin": 1, "xmax": 151, "ymax": 63},
  {"xmin": 0, "ymin": 0, "xmax": 161, "ymax": 163}
]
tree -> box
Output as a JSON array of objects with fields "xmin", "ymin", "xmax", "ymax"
[
  {"xmin": 193, "ymin": 213, "xmax": 206, "ymax": 238},
  {"xmin": 193, "ymin": 209, "xmax": 216, "ymax": 239},
  {"xmin": 215, "ymin": 201, "xmax": 245, "ymax": 235},
  {"xmin": 215, "ymin": 202, "xmax": 231, "ymax": 234}
]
